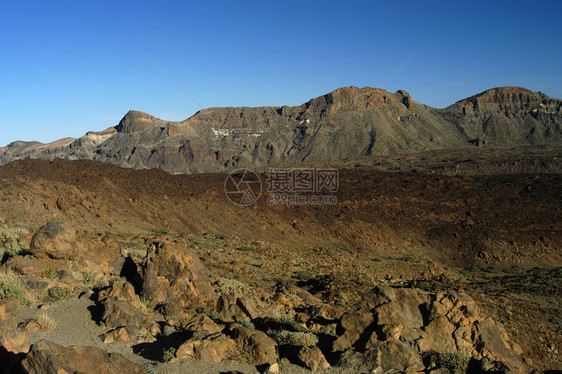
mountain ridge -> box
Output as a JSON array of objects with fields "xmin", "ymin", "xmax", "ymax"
[{"xmin": 2, "ymin": 86, "xmax": 561, "ymax": 173}]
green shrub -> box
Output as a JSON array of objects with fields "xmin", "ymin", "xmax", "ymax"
[
  {"xmin": 162, "ymin": 347, "xmax": 176, "ymax": 362},
  {"xmin": 276, "ymin": 316, "xmax": 304, "ymax": 332},
  {"xmin": 416, "ymin": 280, "xmax": 432, "ymax": 291},
  {"xmin": 295, "ymin": 270, "xmax": 314, "ymax": 282},
  {"xmin": 47, "ymin": 287, "xmax": 65, "ymax": 301},
  {"xmin": 82, "ymin": 271, "xmax": 96, "ymax": 284},
  {"xmin": 94, "ymin": 280, "xmax": 108, "ymax": 289},
  {"xmin": 398, "ymin": 253, "xmax": 417, "ymax": 262},
  {"xmin": 43, "ymin": 266, "xmax": 57, "ymax": 279},
  {"xmin": 0, "ymin": 228, "xmax": 27, "ymax": 261},
  {"xmin": 267, "ymin": 330, "xmax": 318, "ymax": 346},
  {"xmin": 0, "ymin": 274, "xmax": 29, "ymax": 305},
  {"xmin": 483, "ymin": 265, "xmax": 500, "ymax": 273},
  {"xmin": 214, "ymin": 277, "xmax": 262, "ymax": 308},
  {"xmin": 195, "ymin": 308, "xmax": 221, "ymax": 321},
  {"xmin": 437, "ymin": 351, "xmax": 470, "ymax": 374},
  {"xmin": 238, "ymin": 320, "xmax": 255, "ymax": 330}
]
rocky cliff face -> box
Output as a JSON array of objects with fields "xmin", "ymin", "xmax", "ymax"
[{"xmin": 1, "ymin": 86, "xmax": 561, "ymax": 173}]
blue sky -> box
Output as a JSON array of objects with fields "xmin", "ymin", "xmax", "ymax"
[{"xmin": 1, "ymin": 1, "xmax": 561, "ymax": 145}]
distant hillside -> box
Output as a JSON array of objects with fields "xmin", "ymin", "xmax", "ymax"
[{"xmin": 1, "ymin": 86, "xmax": 561, "ymax": 173}]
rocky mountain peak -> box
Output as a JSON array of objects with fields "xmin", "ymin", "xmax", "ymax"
[
  {"xmin": 114, "ymin": 110, "xmax": 165, "ymax": 134},
  {"xmin": 304, "ymin": 86, "xmax": 410, "ymax": 117}
]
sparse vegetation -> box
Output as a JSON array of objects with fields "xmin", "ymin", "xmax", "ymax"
[
  {"xmin": 142, "ymin": 297, "xmax": 152, "ymax": 309},
  {"xmin": 162, "ymin": 347, "xmax": 176, "ymax": 362},
  {"xmin": 267, "ymin": 329, "xmax": 318, "ymax": 346},
  {"xmin": 437, "ymin": 351, "xmax": 470, "ymax": 374},
  {"xmin": 295, "ymin": 269, "xmax": 314, "ymax": 282},
  {"xmin": 276, "ymin": 316, "xmax": 304, "ymax": 332},
  {"xmin": 214, "ymin": 277, "xmax": 262, "ymax": 308},
  {"xmin": 47, "ymin": 286, "xmax": 65, "ymax": 301},
  {"xmin": 94, "ymin": 280, "xmax": 108, "ymax": 289},
  {"xmin": 82, "ymin": 270, "xmax": 96, "ymax": 284},
  {"xmin": 178, "ymin": 310, "xmax": 198, "ymax": 329},
  {"xmin": 0, "ymin": 228, "xmax": 27, "ymax": 261},
  {"xmin": 416, "ymin": 280, "xmax": 432, "ymax": 291},
  {"xmin": 37, "ymin": 312, "xmax": 57, "ymax": 331},
  {"xmin": 236, "ymin": 245, "xmax": 256, "ymax": 252},
  {"xmin": 238, "ymin": 320, "xmax": 255, "ymax": 330},
  {"xmin": 398, "ymin": 253, "xmax": 417, "ymax": 262},
  {"xmin": 43, "ymin": 265, "xmax": 57, "ymax": 279},
  {"xmin": 200, "ymin": 309, "xmax": 221, "ymax": 321},
  {"xmin": 0, "ymin": 273, "xmax": 29, "ymax": 305}
]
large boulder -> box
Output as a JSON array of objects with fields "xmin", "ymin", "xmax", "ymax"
[
  {"xmin": 21, "ymin": 340, "xmax": 147, "ymax": 374},
  {"xmin": 29, "ymin": 221, "xmax": 122, "ymax": 274},
  {"xmin": 182, "ymin": 314, "xmax": 222, "ymax": 334},
  {"xmin": 102, "ymin": 299, "xmax": 144, "ymax": 330},
  {"xmin": 97, "ymin": 280, "xmax": 150, "ymax": 340},
  {"xmin": 216, "ymin": 294, "xmax": 259, "ymax": 322},
  {"xmin": 294, "ymin": 346, "xmax": 330, "ymax": 372},
  {"xmin": 0, "ymin": 324, "xmax": 30, "ymax": 354},
  {"xmin": 175, "ymin": 332, "xmax": 235, "ymax": 362},
  {"xmin": 141, "ymin": 240, "xmax": 214, "ymax": 311},
  {"xmin": 228, "ymin": 325, "xmax": 278, "ymax": 365}
]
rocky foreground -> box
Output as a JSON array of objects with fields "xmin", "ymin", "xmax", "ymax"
[
  {"xmin": 0, "ymin": 158, "xmax": 560, "ymax": 373},
  {"xmin": 1, "ymin": 223, "xmax": 527, "ymax": 373}
]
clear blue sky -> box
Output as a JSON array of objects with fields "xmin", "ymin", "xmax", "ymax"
[{"xmin": 1, "ymin": 0, "xmax": 561, "ymax": 145}]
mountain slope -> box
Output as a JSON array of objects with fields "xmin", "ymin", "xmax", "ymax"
[{"xmin": 1, "ymin": 86, "xmax": 561, "ymax": 173}]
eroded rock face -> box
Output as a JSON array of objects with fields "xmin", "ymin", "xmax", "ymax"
[
  {"xmin": 141, "ymin": 240, "xmax": 215, "ymax": 311},
  {"xmin": 21, "ymin": 340, "xmax": 147, "ymax": 374},
  {"xmin": 332, "ymin": 286, "xmax": 526, "ymax": 373}
]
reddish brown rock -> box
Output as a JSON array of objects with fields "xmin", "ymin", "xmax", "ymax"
[
  {"xmin": 229, "ymin": 325, "xmax": 278, "ymax": 365},
  {"xmin": 102, "ymin": 299, "xmax": 143, "ymax": 330},
  {"xmin": 0, "ymin": 325, "xmax": 30, "ymax": 354},
  {"xmin": 183, "ymin": 314, "xmax": 222, "ymax": 334},
  {"xmin": 176, "ymin": 332, "xmax": 235, "ymax": 362},
  {"xmin": 21, "ymin": 339, "xmax": 147, "ymax": 373},
  {"xmin": 295, "ymin": 346, "xmax": 330, "ymax": 372},
  {"xmin": 101, "ymin": 327, "xmax": 130, "ymax": 343},
  {"xmin": 99, "ymin": 280, "xmax": 137, "ymax": 303},
  {"xmin": 217, "ymin": 294, "xmax": 259, "ymax": 322},
  {"xmin": 332, "ymin": 309, "xmax": 374, "ymax": 352},
  {"xmin": 29, "ymin": 221, "xmax": 122, "ymax": 274},
  {"xmin": 475, "ymin": 318, "xmax": 526, "ymax": 374},
  {"xmin": 141, "ymin": 240, "xmax": 215, "ymax": 311},
  {"xmin": 0, "ymin": 298, "xmax": 21, "ymax": 320}
]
